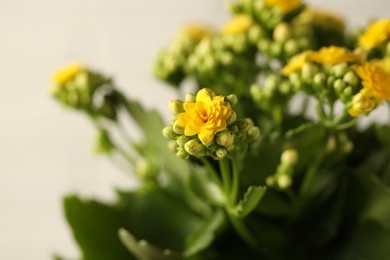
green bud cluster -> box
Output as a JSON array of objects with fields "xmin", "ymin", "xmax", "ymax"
[
  {"xmin": 186, "ymin": 35, "xmax": 259, "ymax": 95},
  {"xmin": 50, "ymin": 69, "xmax": 118, "ymax": 119},
  {"xmin": 153, "ymin": 28, "xmax": 210, "ymax": 87},
  {"xmin": 266, "ymin": 148, "xmax": 299, "ymax": 190},
  {"xmin": 286, "ymin": 62, "xmax": 360, "ymax": 105},
  {"xmin": 250, "ymin": 75, "xmax": 295, "ymax": 113}
]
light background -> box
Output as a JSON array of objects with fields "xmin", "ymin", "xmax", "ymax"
[{"xmin": 0, "ymin": 0, "xmax": 389, "ymax": 259}]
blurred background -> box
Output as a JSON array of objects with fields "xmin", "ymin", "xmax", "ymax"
[{"xmin": 0, "ymin": 0, "xmax": 389, "ymax": 259}]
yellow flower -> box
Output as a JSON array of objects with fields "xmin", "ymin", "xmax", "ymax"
[
  {"xmin": 183, "ymin": 25, "xmax": 211, "ymax": 40},
  {"xmin": 348, "ymin": 89, "xmax": 376, "ymax": 117},
  {"xmin": 176, "ymin": 88, "xmax": 232, "ymax": 145},
  {"xmin": 53, "ymin": 62, "xmax": 85, "ymax": 85},
  {"xmin": 281, "ymin": 50, "xmax": 315, "ymax": 75},
  {"xmin": 359, "ymin": 18, "xmax": 390, "ymax": 49},
  {"xmin": 353, "ymin": 59, "xmax": 390, "ymax": 101},
  {"xmin": 222, "ymin": 15, "xmax": 253, "ymax": 35},
  {"xmin": 264, "ymin": 0, "xmax": 301, "ymax": 13},
  {"xmin": 310, "ymin": 46, "xmax": 357, "ymax": 64}
]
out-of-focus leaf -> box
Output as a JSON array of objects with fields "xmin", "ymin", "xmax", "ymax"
[
  {"xmin": 184, "ymin": 209, "xmax": 225, "ymax": 257},
  {"xmin": 64, "ymin": 184, "xmax": 207, "ymax": 259},
  {"xmin": 63, "ymin": 195, "xmax": 135, "ymax": 260},
  {"xmin": 188, "ymin": 167, "xmax": 226, "ymax": 206},
  {"xmin": 119, "ymin": 228, "xmax": 182, "ymax": 260},
  {"xmin": 231, "ymin": 186, "xmax": 267, "ymax": 218}
]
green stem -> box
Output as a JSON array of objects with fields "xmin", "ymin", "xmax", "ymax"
[
  {"xmin": 219, "ymin": 159, "xmax": 231, "ymax": 195},
  {"xmin": 230, "ymin": 159, "xmax": 240, "ymax": 206},
  {"xmin": 201, "ymin": 158, "xmax": 222, "ymax": 187},
  {"xmin": 228, "ymin": 213, "xmax": 258, "ymax": 249}
]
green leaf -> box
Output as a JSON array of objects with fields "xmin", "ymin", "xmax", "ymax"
[
  {"xmin": 184, "ymin": 210, "xmax": 225, "ymax": 257},
  {"xmin": 119, "ymin": 228, "xmax": 182, "ymax": 260},
  {"xmin": 231, "ymin": 186, "xmax": 267, "ymax": 218},
  {"xmin": 63, "ymin": 195, "xmax": 135, "ymax": 260}
]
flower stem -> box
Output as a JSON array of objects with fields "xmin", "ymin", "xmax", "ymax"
[
  {"xmin": 230, "ymin": 159, "xmax": 240, "ymax": 206},
  {"xmin": 219, "ymin": 158, "xmax": 231, "ymax": 195},
  {"xmin": 201, "ymin": 158, "xmax": 222, "ymax": 187}
]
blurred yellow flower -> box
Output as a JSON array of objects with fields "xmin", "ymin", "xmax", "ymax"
[
  {"xmin": 264, "ymin": 0, "xmax": 301, "ymax": 13},
  {"xmin": 222, "ymin": 15, "xmax": 253, "ymax": 35},
  {"xmin": 53, "ymin": 62, "xmax": 85, "ymax": 85},
  {"xmin": 348, "ymin": 89, "xmax": 376, "ymax": 117},
  {"xmin": 281, "ymin": 50, "xmax": 314, "ymax": 75},
  {"xmin": 353, "ymin": 59, "xmax": 390, "ymax": 101},
  {"xmin": 176, "ymin": 88, "xmax": 232, "ymax": 145},
  {"xmin": 184, "ymin": 25, "xmax": 211, "ymax": 40},
  {"xmin": 359, "ymin": 18, "xmax": 390, "ymax": 49},
  {"xmin": 311, "ymin": 46, "xmax": 357, "ymax": 64}
]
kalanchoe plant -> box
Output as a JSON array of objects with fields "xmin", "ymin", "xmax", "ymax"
[{"xmin": 51, "ymin": 1, "xmax": 390, "ymax": 260}]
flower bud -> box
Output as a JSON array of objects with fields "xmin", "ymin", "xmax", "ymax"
[
  {"xmin": 226, "ymin": 110, "xmax": 237, "ymax": 126},
  {"xmin": 333, "ymin": 79, "xmax": 346, "ymax": 93},
  {"xmin": 313, "ymin": 73, "xmax": 325, "ymax": 87},
  {"xmin": 332, "ymin": 63, "xmax": 348, "ymax": 78},
  {"xmin": 162, "ymin": 126, "xmax": 177, "ymax": 139},
  {"xmin": 216, "ymin": 130, "xmax": 235, "ymax": 147},
  {"xmin": 273, "ymin": 23, "xmax": 290, "ymax": 42},
  {"xmin": 213, "ymin": 148, "xmax": 227, "ymax": 160},
  {"xmin": 302, "ymin": 63, "xmax": 318, "ymax": 80},
  {"xmin": 226, "ymin": 94, "xmax": 238, "ymax": 106},
  {"xmin": 248, "ymin": 25, "xmax": 263, "ymax": 43},
  {"xmin": 343, "ymin": 71, "xmax": 358, "ymax": 86},
  {"xmin": 169, "ymin": 99, "xmax": 184, "ymax": 115},
  {"xmin": 185, "ymin": 92, "xmax": 196, "ymax": 102},
  {"xmin": 136, "ymin": 159, "xmax": 156, "ymax": 180},
  {"xmin": 343, "ymin": 86, "xmax": 353, "ymax": 97},
  {"xmin": 176, "ymin": 146, "xmax": 189, "ymax": 159},
  {"xmin": 281, "ymin": 149, "xmax": 299, "ymax": 166},
  {"xmin": 247, "ymin": 126, "xmax": 261, "ymax": 141},
  {"xmin": 172, "ymin": 121, "xmax": 184, "ymax": 135},
  {"xmin": 176, "ymin": 135, "xmax": 190, "ymax": 147},
  {"xmin": 184, "ymin": 139, "xmax": 206, "ymax": 157},
  {"xmin": 266, "ymin": 176, "xmax": 275, "ymax": 187},
  {"xmin": 277, "ymin": 174, "xmax": 292, "ymax": 189},
  {"xmin": 284, "ymin": 39, "xmax": 299, "ymax": 57},
  {"xmin": 168, "ymin": 140, "xmax": 178, "ymax": 152}
]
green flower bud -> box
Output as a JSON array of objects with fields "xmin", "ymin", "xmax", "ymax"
[
  {"xmin": 313, "ymin": 73, "xmax": 325, "ymax": 87},
  {"xmin": 184, "ymin": 139, "xmax": 206, "ymax": 157},
  {"xmin": 247, "ymin": 126, "xmax": 261, "ymax": 141},
  {"xmin": 213, "ymin": 148, "xmax": 227, "ymax": 160},
  {"xmin": 169, "ymin": 99, "xmax": 184, "ymax": 115},
  {"xmin": 172, "ymin": 121, "xmax": 184, "ymax": 135},
  {"xmin": 284, "ymin": 39, "xmax": 299, "ymax": 57},
  {"xmin": 327, "ymin": 76, "xmax": 336, "ymax": 88},
  {"xmin": 219, "ymin": 52, "xmax": 234, "ymax": 65},
  {"xmin": 333, "ymin": 79, "xmax": 346, "ymax": 93},
  {"xmin": 162, "ymin": 126, "xmax": 177, "ymax": 139},
  {"xmin": 266, "ymin": 176, "xmax": 275, "ymax": 187},
  {"xmin": 279, "ymin": 81, "xmax": 292, "ymax": 94},
  {"xmin": 265, "ymin": 75, "xmax": 279, "ymax": 91},
  {"xmin": 248, "ymin": 25, "xmax": 263, "ymax": 43},
  {"xmin": 257, "ymin": 39, "xmax": 270, "ymax": 52},
  {"xmin": 250, "ymin": 84, "xmax": 262, "ymax": 101},
  {"xmin": 343, "ymin": 86, "xmax": 353, "ymax": 97},
  {"xmin": 332, "ymin": 63, "xmax": 349, "ymax": 78},
  {"xmin": 343, "ymin": 71, "xmax": 358, "ymax": 86},
  {"xmin": 273, "ymin": 23, "xmax": 290, "ymax": 42},
  {"xmin": 176, "ymin": 135, "xmax": 190, "ymax": 147},
  {"xmin": 226, "ymin": 110, "xmax": 237, "ymax": 126},
  {"xmin": 216, "ymin": 130, "xmax": 235, "ymax": 147},
  {"xmin": 281, "ymin": 149, "xmax": 298, "ymax": 166},
  {"xmin": 289, "ymin": 73, "xmax": 301, "ymax": 89},
  {"xmin": 185, "ymin": 92, "xmax": 196, "ymax": 102},
  {"xmin": 270, "ymin": 42, "xmax": 283, "ymax": 57},
  {"xmin": 226, "ymin": 94, "xmax": 238, "ymax": 106},
  {"xmin": 176, "ymin": 146, "xmax": 189, "ymax": 159},
  {"xmin": 277, "ymin": 174, "xmax": 292, "ymax": 189},
  {"xmin": 302, "ymin": 63, "xmax": 318, "ymax": 80}
]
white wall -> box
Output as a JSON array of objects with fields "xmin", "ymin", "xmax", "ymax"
[{"xmin": 0, "ymin": 0, "xmax": 389, "ymax": 259}]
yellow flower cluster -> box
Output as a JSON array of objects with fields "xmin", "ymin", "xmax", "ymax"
[
  {"xmin": 222, "ymin": 15, "xmax": 253, "ymax": 35},
  {"xmin": 176, "ymin": 88, "xmax": 232, "ymax": 145},
  {"xmin": 53, "ymin": 62, "xmax": 85, "ymax": 85},
  {"xmin": 264, "ymin": 0, "xmax": 301, "ymax": 13},
  {"xmin": 359, "ymin": 18, "xmax": 390, "ymax": 49},
  {"xmin": 349, "ymin": 59, "xmax": 390, "ymax": 116},
  {"xmin": 281, "ymin": 46, "xmax": 357, "ymax": 75}
]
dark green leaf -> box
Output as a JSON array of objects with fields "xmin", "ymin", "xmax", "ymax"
[{"xmin": 231, "ymin": 186, "xmax": 267, "ymax": 218}]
